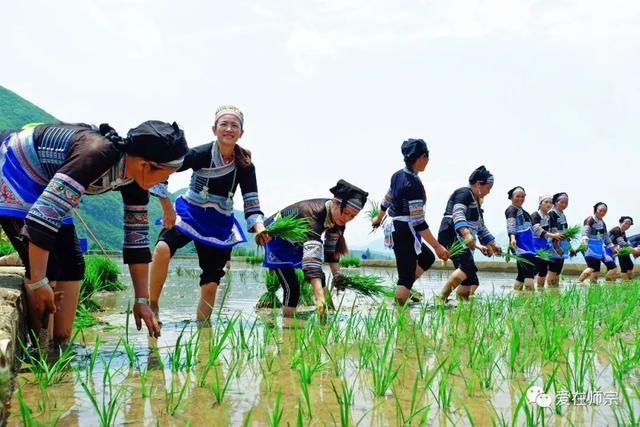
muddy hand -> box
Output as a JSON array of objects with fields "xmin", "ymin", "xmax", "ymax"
[{"xmin": 134, "ymin": 302, "xmax": 161, "ymax": 338}]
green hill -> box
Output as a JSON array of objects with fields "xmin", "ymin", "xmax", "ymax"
[{"xmin": 0, "ymin": 86, "xmax": 259, "ymax": 256}]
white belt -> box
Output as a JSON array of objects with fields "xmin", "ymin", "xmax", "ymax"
[{"xmin": 383, "ymin": 216, "xmax": 422, "ymax": 254}]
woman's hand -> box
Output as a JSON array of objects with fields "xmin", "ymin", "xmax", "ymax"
[
  {"xmin": 161, "ymin": 206, "xmax": 177, "ymax": 229},
  {"xmin": 254, "ymin": 223, "xmax": 271, "ymax": 246},
  {"xmin": 435, "ymin": 244, "xmax": 449, "ymax": 261}
]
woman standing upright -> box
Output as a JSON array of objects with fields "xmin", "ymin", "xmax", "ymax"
[
  {"xmin": 578, "ymin": 202, "xmax": 617, "ymax": 283},
  {"xmin": 149, "ymin": 105, "xmax": 268, "ymax": 323},
  {"xmin": 546, "ymin": 192, "xmax": 575, "ymax": 286},
  {"xmin": 437, "ymin": 166, "xmax": 501, "ymax": 301},
  {"xmin": 371, "ymin": 139, "xmax": 448, "ymax": 305},
  {"xmin": 504, "ymin": 187, "xmax": 538, "ymax": 291},
  {"xmin": 609, "ymin": 216, "xmax": 637, "ymax": 281},
  {"xmin": 530, "ymin": 195, "xmax": 567, "ymax": 288}
]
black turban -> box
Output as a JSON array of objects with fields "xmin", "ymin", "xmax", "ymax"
[
  {"xmin": 330, "ymin": 179, "xmax": 369, "ymax": 211},
  {"xmin": 469, "ymin": 165, "xmax": 494, "ymax": 185},
  {"xmin": 620, "ymin": 216, "xmax": 634, "ymax": 225},
  {"xmin": 552, "ymin": 192, "xmax": 568, "ymax": 204},
  {"xmin": 507, "ymin": 186, "xmax": 526, "ymax": 200},
  {"xmin": 401, "ymin": 138, "xmax": 429, "ymax": 163}
]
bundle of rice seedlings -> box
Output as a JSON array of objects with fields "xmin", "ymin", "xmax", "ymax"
[
  {"xmin": 267, "ymin": 214, "xmax": 311, "ymax": 243},
  {"xmin": 447, "ymin": 240, "xmax": 468, "ymax": 258},
  {"xmin": 256, "ymin": 270, "xmax": 282, "ymax": 308},
  {"xmin": 245, "ymin": 254, "xmax": 264, "ymax": 265},
  {"xmin": 573, "ymin": 243, "xmax": 588, "ymax": 254},
  {"xmin": 495, "ymin": 248, "xmax": 535, "ymax": 266},
  {"xmin": 342, "ymin": 274, "xmax": 395, "ymax": 298},
  {"xmin": 365, "ymin": 200, "xmax": 380, "ymax": 222},
  {"xmin": 562, "ymin": 225, "xmax": 582, "ymax": 240},
  {"xmin": 617, "ymin": 246, "xmax": 632, "ymax": 257},
  {"xmin": 536, "ymin": 249, "xmax": 552, "ymax": 260},
  {"xmin": 296, "ymin": 269, "xmax": 315, "ymax": 306},
  {"xmin": 339, "ymin": 255, "xmax": 361, "ymax": 268},
  {"xmin": 79, "ymin": 255, "xmax": 125, "ymax": 311}
]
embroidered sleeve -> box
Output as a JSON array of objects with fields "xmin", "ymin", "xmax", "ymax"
[
  {"xmin": 149, "ymin": 182, "xmax": 169, "ymax": 198},
  {"xmin": 323, "ymin": 228, "xmax": 343, "ymax": 263},
  {"xmin": 451, "ymin": 189, "xmax": 471, "ymax": 231},
  {"xmin": 23, "ymin": 132, "xmax": 117, "ymax": 251},
  {"xmin": 239, "ymin": 164, "xmax": 264, "ymax": 232},
  {"xmin": 302, "ymin": 240, "xmax": 325, "ymax": 281},
  {"xmin": 120, "ymin": 182, "xmax": 152, "ymax": 264},
  {"xmin": 603, "ymin": 224, "xmax": 613, "ymax": 246},
  {"xmin": 505, "ymin": 206, "xmax": 519, "ymax": 237},
  {"xmin": 531, "ymin": 213, "xmax": 547, "ymax": 238},
  {"xmin": 582, "ymin": 217, "xmax": 593, "ymax": 241},
  {"xmin": 408, "ymin": 199, "xmax": 428, "ymax": 231}
]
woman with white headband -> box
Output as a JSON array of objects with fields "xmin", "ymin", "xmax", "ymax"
[
  {"xmin": 505, "ymin": 186, "xmax": 537, "ymax": 291},
  {"xmin": 608, "ymin": 216, "xmax": 637, "ymax": 281},
  {"xmin": 578, "ymin": 202, "xmax": 617, "ymax": 283},
  {"xmin": 149, "ymin": 105, "xmax": 269, "ymax": 324}
]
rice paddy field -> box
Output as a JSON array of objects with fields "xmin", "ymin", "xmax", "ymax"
[{"xmin": 8, "ymin": 259, "xmax": 640, "ymax": 426}]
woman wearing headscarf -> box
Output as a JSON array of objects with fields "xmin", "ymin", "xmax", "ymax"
[
  {"xmin": 609, "ymin": 216, "xmax": 637, "ymax": 281},
  {"xmin": 530, "ymin": 195, "xmax": 567, "ymax": 288},
  {"xmin": 262, "ymin": 179, "xmax": 368, "ymax": 317},
  {"xmin": 505, "ymin": 187, "xmax": 538, "ymax": 291},
  {"xmin": 546, "ymin": 192, "xmax": 575, "ymax": 286},
  {"xmin": 0, "ymin": 120, "xmax": 188, "ymax": 344},
  {"xmin": 371, "ymin": 139, "xmax": 448, "ymax": 305},
  {"xmin": 578, "ymin": 202, "xmax": 617, "ymax": 283},
  {"xmin": 437, "ymin": 166, "xmax": 502, "ymax": 300},
  {"xmin": 149, "ymin": 105, "xmax": 268, "ymax": 323}
]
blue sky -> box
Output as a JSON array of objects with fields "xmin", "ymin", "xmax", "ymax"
[{"xmin": 2, "ymin": 0, "xmax": 639, "ymax": 246}]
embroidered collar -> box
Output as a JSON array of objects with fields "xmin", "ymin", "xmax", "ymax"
[{"xmin": 403, "ymin": 167, "xmax": 418, "ymax": 177}]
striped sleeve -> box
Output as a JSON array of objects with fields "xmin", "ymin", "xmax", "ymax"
[
  {"xmin": 408, "ymin": 199, "xmax": 428, "ymax": 231},
  {"xmin": 239, "ymin": 164, "xmax": 264, "ymax": 232},
  {"xmin": 380, "ymin": 187, "xmax": 392, "ymax": 211},
  {"xmin": 505, "ymin": 206, "xmax": 518, "ymax": 236},
  {"xmin": 302, "ymin": 240, "xmax": 325, "ymax": 281}
]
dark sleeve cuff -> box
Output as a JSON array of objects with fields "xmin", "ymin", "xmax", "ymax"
[
  {"xmin": 303, "ymin": 268, "xmax": 326, "ymax": 283},
  {"xmin": 414, "ymin": 222, "xmax": 429, "ymax": 232},
  {"xmin": 21, "ymin": 221, "xmax": 56, "ymax": 252},
  {"xmin": 123, "ymin": 247, "xmax": 152, "ymax": 264}
]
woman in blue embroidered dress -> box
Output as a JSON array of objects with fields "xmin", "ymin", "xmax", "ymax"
[
  {"xmin": 504, "ymin": 186, "xmax": 538, "ymax": 291},
  {"xmin": 371, "ymin": 139, "xmax": 448, "ymax": 305},
  {"xmin": 578, "ymin": 202, "xmax": 618, "ymax": 283},
  {"xmin": 149, "ymin": 106, "xmax": 268, "ymax": 323},
  {"xmin": 0, "ymin": 121, "xmax": 188, "ymax": 345}
]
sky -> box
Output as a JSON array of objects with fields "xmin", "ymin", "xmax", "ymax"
[{"xmin": 2, "ymin": 0, "xmax": 639, "ymax": 247}]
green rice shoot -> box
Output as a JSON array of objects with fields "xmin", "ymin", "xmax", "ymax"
[
  {"xmin": 573, "ymin": 243, "xmax": 588, "ymax": 254},
  {"xmin": 535, "ymin": 249, "xmax": 552, "ymax": 260},
  {"xmin": 365, "ymin": 200, "xmax": 380, "ymax": 222},
  {"xmin": 617, "ymin": 246, "xmax": 632, "ymax": 257},
  {"xmin": 562, "ymin": 224, "xmax": 582, "ymax": 240},
  {"xmin": 267, "ymin": 214, "xmax": 311, "ymax": 243},
  {"xmin": 342, "ymin": 274, "xmax": 395, "ymax": 298},
  {"xmin": 496, "ymin": 248, "xmax": 535, "ymax": 266},
  {"xmin": 447, "ymin": 240, "xmax": 468, "ymax": 258}
]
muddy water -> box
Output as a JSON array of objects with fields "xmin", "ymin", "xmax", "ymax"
[{"xmin": 8, "ymin": 260, "xmax": 640, "ymax": 426}]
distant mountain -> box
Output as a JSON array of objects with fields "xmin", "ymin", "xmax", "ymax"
[{"xmin": 0, "ymin": 86, "xmax": 56, "ymax": 130}]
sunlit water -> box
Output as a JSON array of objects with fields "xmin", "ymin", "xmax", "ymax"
[{"xmin": 8, "ymin": 259, "xmax": 640, "ymax": 426}]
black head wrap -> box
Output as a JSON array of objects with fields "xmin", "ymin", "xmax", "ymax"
[
  {"xmin": 507, "ymin": 186, "xmax": 526, "ymax": 200},
  {"xmin": 593, "ymin": 202, "xmax": 607, "ymax": 213},
  {"xmin": 469, "ymin": 165, "xmax": 494, "ymax": 185},
  {"xmin": 620, "ymin": 216, "xmax": 634, "ymax": 225},
  {"xmin": 401, "ymin": 138, "xmax": 429, "ymax": 164},
  {"xmin": 101, "ymin": 121, "xmax": 188, "ymax": 167},
  {"xmin": 552, "ymin": 192, "xmax": 569, "ymax": 204},
  {"xmin": 329, "ymin": 179, "xmax": 369, "ymax": 211}
]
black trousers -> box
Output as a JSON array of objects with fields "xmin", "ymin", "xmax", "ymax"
[{"xmin": 392, "ymin": 222, "xmax": 435, "ymax": 289}]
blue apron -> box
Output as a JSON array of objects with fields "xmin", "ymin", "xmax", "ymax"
[
  {"xmin": 514, "ymin": 229, "xmax": 536, "ymax": 256},
  {"xmin": 263, "ymin": 237, "xmax": 303, "ymax": 269},
  {"xmin": 585, "ymin": 238, "xmax": 605, "ymax": 260},
  {"xmin": 549, "ymin": 240, "xmax": 570, "ymax": 260}
]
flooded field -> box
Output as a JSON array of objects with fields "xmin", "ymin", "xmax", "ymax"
[{"xmin": 8, "ymin": 260, "xmax": 640, "ymax": 426}]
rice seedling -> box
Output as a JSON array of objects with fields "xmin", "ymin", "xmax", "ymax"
[
  {"xmin": 122, "ymin": 303, "xmax": 137, "ymax": 367},
  {"xmin": 138, "ymin": 365, "xmax": 151, "ymax": 399},
  {"xmin": 365, "ymin": 199, "xmax": 380, "ymax": 222},
  {"xmin": 562, "ymin": 224, "xmax": 582, "ymax": 240},
  {"xmin": 76, "ymin": 361, "xmax": 127, "ymax": 427},
  {"xmin": 339, "ymin": 255, "xmax": 361, "ymax": 268},
  {"xmin": 617, "ymin": 246, "xmax": 633, "ymax": 257},
  {"xmin": 245, "ymin": 254, "xmax": 264, "ymax": 265},
  {"xmin": 164, "ymin": 374, "xmax": 190, "ymax": 416},
  {"xmin": 573, "ymin": 242, "xmax": 587, "ymax": 254},
  {"xmin": 447, "ymin": 239, "xmax": 468, "ymax": 258},
  {"xmin": 495, "ymin": 248, "xmax": 535, "ymax": 266},
  {"xmin": 80, "ymin": 255, "xmax": 125, "ymax": 311},
  {"xmin": 370, "ymin": 329, "xmax": 401, "ymax": 397},
  {"xmin": 175, "ymin": 266, "xmax": 199, "ymax": 278},
  {"xmin": 268, "ymin": 388, "xmax": 284, "ymax": 427},
  {"xmin": 330, "ymin": 379, "xmax": 356, "ymax": 427},
  {"xmin": 74, "ymin": 304, "xmax": 100, "ymax": 329},
  {"xmin": 211, "ymin": 359, "xmax": 238, "ymax": 404},
  {"xmin": 393, "ymin": 376, "xmax": 431, "ymax": 426},
  {"xmin": 299, "ymin": 373, "xmax": 312, "ymax": 419},
  {"xmin": 342, "ymin": 274, "xmax": 395, "ymax": 298},
  {"xmin": 535, "ymin": 248, "xmax": 552, "ymax": 260},
  {"xmin": 18, "ymin": 333, "xmax": 76, "ymax": 387},
  {"xmin": 267, "ymin": 213, "xmax": 311, "ymax": 243}
]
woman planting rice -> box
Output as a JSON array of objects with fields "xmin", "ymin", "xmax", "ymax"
[
  {"xmin": 262, "ymin": 179, "xmax": 368, "ymax": 318},
  {"xmin": 0, "ymin": 120, "xmax": 188, "ymax": 345},
  {"xmin": 370, "ymin": 138, "xmax": 448, "ymax": 305},
  {"xmin": 530, "ymin": 195, "xmax": 567, "ymax": 288},
  {"xmin": 437, "ymin": 166, "xmax": 502, "ymax": 301},
  {"xmin": 504, "ymin": 187, "xmax": 538, "ymax": 291},
  {"xmin": 545, "ymin": 192, "xmax": 575, "ymax": 286},
  {"xmin": 578, "ymin": 202, "xmax": 617, "ymax": 283},
  {"xmin": 609, "ymin": 216, "xmax": 638, "ymax": 281},
  {"xmin": 149, "ymin": 105, "xmax": 268, "ymax": 323}
]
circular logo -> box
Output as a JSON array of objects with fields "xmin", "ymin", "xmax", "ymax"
[
  {"xmin": 536, "ymin": 393, "xmax": 553, "ymax": 408},
  {"xmin": 526, "ymin": 386, "xmax": 543, "ymax": 404}
]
